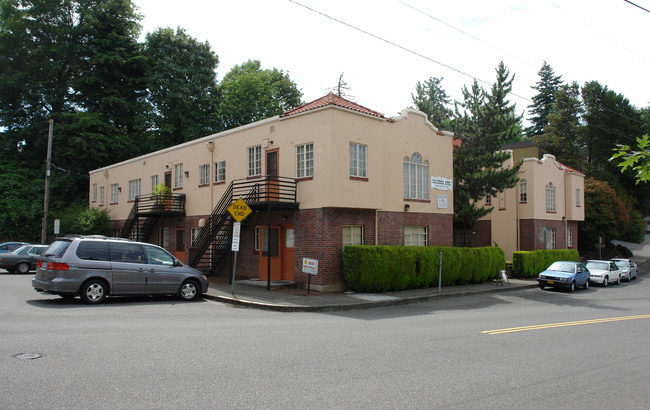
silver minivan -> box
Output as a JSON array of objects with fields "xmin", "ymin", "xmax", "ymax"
[{"xmin": 32, "ymin": 236, "xmax": 209, "ymax": 304}]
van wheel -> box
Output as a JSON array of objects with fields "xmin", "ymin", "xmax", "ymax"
[
  {"xmin": 80, "ymin": 279, "xmax": 107, "ymax": 304},
  {"xmin": 178, "ymin": 280, "xmax": 200, "ymax": 301}
]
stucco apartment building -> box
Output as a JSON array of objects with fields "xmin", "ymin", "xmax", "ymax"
[
  {"xmin": 472, "ymin": 141, "xmax": 585, "ymax": 260},
  {"xmin": 89, "ymin": 93, "xmax": 455, "ymax": 291}
]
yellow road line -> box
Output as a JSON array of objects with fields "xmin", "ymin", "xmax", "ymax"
[{"xmin": 482, "ymin": 313, "xmax": 650, "ymax": 335}]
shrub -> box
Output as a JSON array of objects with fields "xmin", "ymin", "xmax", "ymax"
[
  {"xmin": 512, "ymin": 249, "xmax": 579, "ymax": 278},
  {"xmin": 343, "ymin": 246, "xmax": 505, "ymax": 292}
]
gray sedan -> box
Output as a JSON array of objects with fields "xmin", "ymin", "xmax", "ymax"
[{"xmin": 0, "ymin": 244, "xmax": 48, "ymax": 274}]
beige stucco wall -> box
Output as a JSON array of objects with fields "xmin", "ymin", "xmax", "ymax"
[
  {"xmin": 89, "ymin": 106, "xmax": 454, "ymax": 221},
  {"xmin": 480, "ymin": 152, "xmax": 585, "ymax": 259}
]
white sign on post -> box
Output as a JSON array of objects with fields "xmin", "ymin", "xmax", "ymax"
[
  {"xmin": 233, "ymin": 222, "xmax": 241, "ymax": 237},
  {"xmin": 231, "ymin": 236, "xmax": 240, "ymax": 251},
  {"xmin": 302, "ymin": 258, "xmax": 318, "ymax": 275}
]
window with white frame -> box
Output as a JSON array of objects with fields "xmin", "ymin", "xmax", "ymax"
[
  {"xmin": 248, "ymin": 146, "xmax": 261, "ymax": 176},
  {"xmin": 174, "ymin": 163, "xmax": 183, "ymax": 188},
  {"xmin": 568, "ymin": 228, "xmax": 574, "ymax": 247},
  {"xmin": 349, "ymin": 143, "xmax": 367, "ymax": 178},
  {"xmin": 296, "ymin": 143, "xmax": 314, "ymax": 178},
  {"xmin": 110, "ymin": 183, "xmax": 119, "ymax": 203},
  {"xmin": 519, "ymin": 179, "xmax": 527, "ymax": 203},
  {"xmin": 576, "ymin": 188, "xmax": 581, "ymax": 207},
  {"xmin": 342, "ymin": 226, "xmax": 363, "ymax": 247},
  {"xmin": 128, "ymin": 179, "xmax": 141, "ymax": 201},
  {"xmin": 92, "ymin": 183, "xmax": 97, "ymax": 202},
  {"xmin": 403, "ymin": 153, "xmax": 429, "ymax": 200},
  {"xmin": 199, "ymin": 164, "xmax": 210, "ymax": 186},
  {"xmin": 545, "ymin": 228, "xmax": 556, "ymax": 249},
  {"xmin": 191, "ymin": 227, "xmax": 201, "ymax": 247},
  {"xmin": 485, "ymin": 194, "xmax": 492, "ymax": 205},
  {"xmin": 546, "ymin": 182, "xmax": 556, "ymax": 212},
  {"xmin": 405, "ymin": 226, "xmax": 428, "ymax": 246},
  {"xmin": 151, "ymin": 175, "xmax": 159, "ymax": 192},
  {"xmin": 215, "ymin": 160, "xmax": 226, "ymax": 183},
  {"xmin": 99, "ymin": 186, "xmax": 105, "ymax": 205}
]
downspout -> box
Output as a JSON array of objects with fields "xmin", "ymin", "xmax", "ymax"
[{"xmin": 375, "ymin": 209, "xmax": 378, "ymax": 245}]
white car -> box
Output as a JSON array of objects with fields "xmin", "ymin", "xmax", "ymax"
[
  {"xmin": 586, "ymin": 260, "xmax": 622, "ymax": 287},
  {"xmin": 611, "ymin": 258, "xmax": 637, "ymax": 281}
]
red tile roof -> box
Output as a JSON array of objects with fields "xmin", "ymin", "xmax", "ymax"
[{"xmin": 280, "ymin": 92, "xmax": 387, "ymax": 119}]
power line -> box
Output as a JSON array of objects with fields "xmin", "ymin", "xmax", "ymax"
[
  {"xmin": 397, "ymin": 0, "xmax": 538, "ymax": 69},
  {"xmin": 288, "ymin": 0, "xmax": 644, "ymax": 142},
  {"xmin": 287, "ymin": 0, "xmax": 530, "ymax": 102},
  {"xmin": 623, "ymin": 0, "xmax": 650, "ymax": 13}
]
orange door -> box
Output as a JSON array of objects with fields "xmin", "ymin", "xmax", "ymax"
[
  {"xmin": 259, "ymin": 227, "xmax": 281, "ymax": 281},
  {"xmin": 281, "ymin": 226, "xmax": 295, "ymax": 280},
  {"xmin": 175, "ymin": 228, "xmax": 185, "ymax": 263}
]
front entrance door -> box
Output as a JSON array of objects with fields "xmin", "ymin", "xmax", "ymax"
[
  {"xmin": 259, "ymin": 225, "xmax": 294, "ymax": 281},
  {"xmin": 175, "ymin": 228, "xmax": 185, "ymax": 263},
  {"xmin": 265, "ymin": 149, "xmax": 279, "ymax": 201}
]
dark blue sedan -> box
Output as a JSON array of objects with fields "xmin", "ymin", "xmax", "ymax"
[{"xmin": 537, "ymin": 261, "xmax": 591, "ymax": 292}]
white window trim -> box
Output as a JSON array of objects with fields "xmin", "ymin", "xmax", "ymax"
[
  {"xmin": 343, "ymin": 225, "xmax": 363, "ymax": 247},
  {"xmin": 546, "ymin": 182, "xmax": 556, "ymax": 212},
  {"xmin": 92, "ymin": 183, "xmax": 97, "ymax": 202},
  {"xmin": 519, "ymin": 179, "xmax": 527, "ymax": 203},
  {"xmin": 405, "ymin": 226, "xmax": 428, "ymax": 246},
  {"xmin": 248, "ymin": 146, "xmax": 261, "ymax": 177},
  {"xmin": 99, "ymin": 186, "xmax": 105, "ymax": 205},
  {"xmin": 174, "ymin": 163, "xmax": 183, "ymax": 189},
  {"xmin": 350, "ymin": 142, "xmax": 367, "ymax": 178},
  {"xmin": 215, "ymin": 160, "xmax": 226, "ymax": 183},
  {"xmin": 199, "ymin": 164, "xmax": 210, "ymax": 186},
  {"xmin": 403, "ymin": 153, "xmax": 429, "ymax": 200},
  {"xmin": 296, "ymin": 143, "xmax": 314, "ymax": 178},
  {"xmin": 110, "ymin": 183, "xmax": 119, "ymax": 204},
  {"xmin": 128, "ymin": 179, "xmax": 141, "ymax": 201}
]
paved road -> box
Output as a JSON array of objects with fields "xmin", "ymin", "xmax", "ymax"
[{"xmin": 2, "ymin": 271, "xmax": 650, "ymax": 409}]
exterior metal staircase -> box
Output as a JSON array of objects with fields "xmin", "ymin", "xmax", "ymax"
[
  {"xmin": 189, "ymin": 176, "xmax": 299, "ymax": 275},
  {"xmin": 120, "ymin": 194, "xmax": 186, "ymax": 241}
]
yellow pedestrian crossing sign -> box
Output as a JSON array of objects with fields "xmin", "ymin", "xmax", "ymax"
[{"xmin": 227, "ymin": 198, "xmax": 252, "ymax": 222}]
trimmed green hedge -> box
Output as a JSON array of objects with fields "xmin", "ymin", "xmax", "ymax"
[
  {"xmin": 343, "ymin": 246, "xmax": 505, "ymax": 293},
  {"xmin": 512, "ymin": 249, "xmax": 580, "ymax": 278}
]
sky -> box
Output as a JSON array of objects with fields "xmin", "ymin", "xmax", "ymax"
[{"xmin": 132, "ymin": 0, "xmax": 650, "ymax": 120}]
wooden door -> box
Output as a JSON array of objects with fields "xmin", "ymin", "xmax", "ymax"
[
  {"xmin": 175, "ymin": 228, "xmax": 185, "ymax": 263},
  {"xmin": 259, "ymin": 227, "xmax": 281, "ymax": 281}
]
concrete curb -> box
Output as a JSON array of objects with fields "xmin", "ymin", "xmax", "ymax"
[{"xmin": 202, "ymin": 282, "xmax": 540, "ymax": 312}]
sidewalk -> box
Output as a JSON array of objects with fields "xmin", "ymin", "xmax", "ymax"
[{"xmin": 203, "ymin": 277, "xmax": 539, "ymax": 312}]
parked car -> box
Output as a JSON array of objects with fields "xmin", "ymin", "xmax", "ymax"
[
  {"xmin": 0, "ymin": 242, "xmax": 28, "ymax": 254},
  {"xmin": 32, "ymin": 235, "xmax": 209, "ymax": 304},
  {"xmin": 585, "ymin": 260, "xmax": 622, "ymax": 286},
  {"xmin": 537, "ymin": 261, "xmax": 591, "ymax": 292},
  {"xmin": 610, "ymin": 258, "xmax": 637, "ymax": 281},
  {"xmin": 0, "ymin": 244, "xmax": 48, "ymax": 273}
]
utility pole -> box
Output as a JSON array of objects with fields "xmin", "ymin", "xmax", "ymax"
[{"xmin": 41, "ymin": 119, "xmax": 53, "ymax": 244}]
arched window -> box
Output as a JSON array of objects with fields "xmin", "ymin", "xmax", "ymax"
[
  {"xmin": 546, "ymin": 182, "xmax": 556, "ymax": 212},
  {"xmin": 403, "ymin": 153, "xmax": 429, "ymax": 200},
  {"xmin": 519, "ymin": 179, "xmax": 527, "ymax": 203}
]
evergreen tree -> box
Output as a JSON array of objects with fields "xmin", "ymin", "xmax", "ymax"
[
  {"xmin": 411, "ymin": 76, "xmax": 452, "ymax": 129},
  {"xmin": 526, "ymin": 61, "xmax": 563, "ymax": 137},
  {"xmin": 452, "ymin": 64, "xmax": 521, "ymax": 236},
  {"xmin": 533, "ymin": 82, "xmax": 585, "ymax": 170}
]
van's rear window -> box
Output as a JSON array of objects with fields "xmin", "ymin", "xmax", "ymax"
[{"xmin": 43, "ymin": 240, "xmax": 72, "ymax": 258}]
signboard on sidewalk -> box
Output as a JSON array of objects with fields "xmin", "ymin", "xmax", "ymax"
[{"xmin": 302, "ymin": 258, "xmax": 318, "ymax": 275}]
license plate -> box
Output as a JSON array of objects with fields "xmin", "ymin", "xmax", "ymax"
[{"xmin": 546, "ymin": 280, "xmax": 554, "ymax": 285}]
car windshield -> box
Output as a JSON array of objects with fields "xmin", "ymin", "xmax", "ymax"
[
  {"xmin": 612, "ymin": 260, "xmax": 629, "ymax": 267},
  {"xmin": 586, "ymin": 262, "xmax": 608, "ymax": 270},
  {"xmin": 11, "ymin": 245, "xmax": 28, "ymax": 254},
  {"xmin": 547, "ymin": 262, "xmax": 575, "ymax": 273}
]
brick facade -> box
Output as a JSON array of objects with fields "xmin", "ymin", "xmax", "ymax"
[{"xmin": 519, "ymin": 219, "xmax": 578, "ymax": 251}]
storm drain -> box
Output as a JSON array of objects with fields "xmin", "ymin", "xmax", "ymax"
[{"xmin": 12, "ymin": 353, "xmax": 44, "ymax": 360}]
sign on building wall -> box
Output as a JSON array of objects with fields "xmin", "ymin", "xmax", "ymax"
[
  {"xmin": 437, "ymin": 195, "xmax": 448, "ymax": 209},
  {"xmin": 431, "ymin": 177, "xmax": 452, "ymax": 191}
]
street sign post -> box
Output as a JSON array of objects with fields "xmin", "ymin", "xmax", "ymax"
[{"xmin": 226, "ymin": 198, "xmax": 251, "ymax": 296}]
